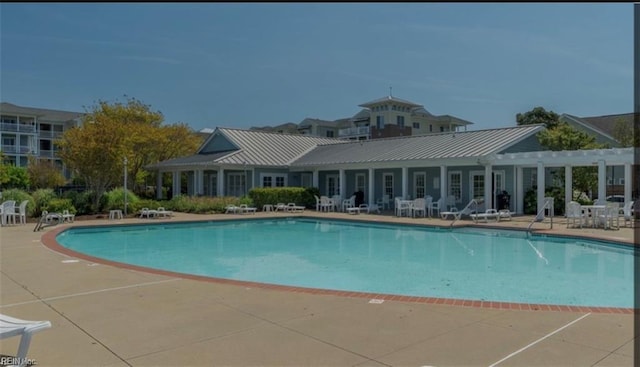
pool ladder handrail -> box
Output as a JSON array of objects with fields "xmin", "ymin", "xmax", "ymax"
[
  {"xmin": 449, "ymin": 198, "xmax": 482, "ymax": 229},
  {"xmin": 526, "ymin": 197, "xmax": 554, "ymax": 236}
]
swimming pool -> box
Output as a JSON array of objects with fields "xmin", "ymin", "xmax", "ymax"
[{"xmin": 54, "ymin": 218, "xmax": 636, "ymax": 309}]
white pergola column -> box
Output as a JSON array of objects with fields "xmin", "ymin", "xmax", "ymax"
[
  {"xmin": 312, "ymin": 170, "xmax": 319, "ymax": 188},
  {"xmin": 597, "ymin": 159, "xmax": 606, "ymax": 201},
  {"xmin": 516, "ymin": 166, "xmax": 523, "ymax": 214},
  {"xmin": 250, "ymin": 168, "xmax": 255, "ymax": 191},
  {"xmin": 368, "ymin": 168, "xmax": 375, "ymax": 205},
  {"xmin": 564, "ymin": 165, "xmax": 573, "ymax": 214},
  {"xmin": 484, "ymin": 164, "xmax": 492, "ymax": 210},
  {"xmin": 401, "ymin": 167, "xmax": 408, "ymax": 199},
  {"xmin": 536, "ymin": 161, "xmax": 545, "ymax": 220},
  {"xmin": 156, "ymin": 171, "xmax": 163, "ymax": 199},
  {"xmin": 440, "ymin": 165, "xmax": 447, "ymax": 201},
  {"xmin": 624, "ymin": 163, "xmax": 632, "ymax": 203},
  {"xmin": 217, "ymin": 168, "xmax": 224, "ymax": 197},
  {"xmin": 339, "ymin": 169, "xmax": 345, "ymax": 197},
  {"xmin": 172, "ymin": 171, "xmax": 180, "ymax": 197}
]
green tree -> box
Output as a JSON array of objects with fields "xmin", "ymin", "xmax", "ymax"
[
  {"xmin": 537, "ymin": 122, "xmax": 604, "ymax": 151},
  {"xmin": 26, "ymin": 156, "xmax": 67, "ymax": 189},
  {"xmin": 516, "ymin": 106, "xmax": 561, "ymax": 129},
  {"xmin": 57, "ymin": 96, "xmax": 201, "ymax": 210},
  {"xmin": 611, "ymin": 117, "xmax": 634, "ymax": 147}
]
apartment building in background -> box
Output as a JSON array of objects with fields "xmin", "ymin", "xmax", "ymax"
[
  {"xmin": 0, "ymin": 102, "xmax": 84, "ymax": 178},
  {"xmin": 296, "ymin": 95, "xmax": 474, "ymax": 140}
]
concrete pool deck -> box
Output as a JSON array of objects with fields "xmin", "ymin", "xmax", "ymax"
[{"xmin": 0, "ymin": 210, "xmax": 636, "ymax": 366}]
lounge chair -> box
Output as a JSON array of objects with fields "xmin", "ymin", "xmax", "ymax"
[
  {"xmin": 358, "ymin": 203, "xmax": 380, "ymax": 214},
  {"xmin": 470, "ymin": 208, "xmax": 500, "ymax": 223},
  {"xmin": 239, "ymin": 204, "xmax": 257, "ymax": 214},
  {"xmin": 286, "ymin": 203, "xmax": 305, "ymax": 212},
  {"xmin": 0, "ymin": 313, "xmax": 51, "ymax": 367},
  {"xmin": 274, "ymin": 203, "xmax": 288, "ymax": 212},
  {"xmin": 61, "ymin": 209, "xmax": 75, "ymax": 223},
  {"xmin": 440, "ymin": 207, "xmax": 460, "ymax": 220},
  {"xmin": 140, "ymin": 208, "xmax": 158, "ymax": 218},
  {"xmin": 498, "ymin": 209, "xmax": 513, "ymax": 221},
  {"xmin": 156, "ymin": 207, "xmax": 174, "ymax": 218},
  {"xmin": 224, "ymin": 205, "xmax": 240, "ymax": 214}
]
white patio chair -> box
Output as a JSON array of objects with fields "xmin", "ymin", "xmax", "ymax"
[
  {"xmin": 429, "ymin": 197, "xmax": 444, "ymax": 217},
  {"xmin": 377, "ymin": 195, "xmax": 390, "ymax": 210},
  {"xmin": 61, "ymin": 209, "xmax": 75, "ymax": 223},
  {"xmin": 411, "ymin": 198, "xmax": 426, "ymax": 217},
  {"xmin": 620, "ymin": 201, "xmax": 634, "ymax": 227},
  {"xmin": 598, "ymin": 203, "xmax": 619, "ymax": 229},
  {"xmin": 566, "ymin": 201, "xmax": 584, "ymax": 228},
  {"xmin": 16, "ymin": 200, "xmax": 29, "ymax": 225},
  {"xmin": 341, "ymin": 195, "xmax": 356, "ymax": 212},
  {"xmin": 1, "ymin": 200, "xmax": 17, "ymax": 226},
  {"xmin": 0, "ymin": 313, "xmax": 51, "ymax": 367}
]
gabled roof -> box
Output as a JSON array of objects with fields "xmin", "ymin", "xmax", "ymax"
[
  {"xmin": 359, "ymin": 95, "xmax": 423, "ymax": 108},
  {"xmin": 560, "ymin": 113, "xmax": 620, "ymax": 145},
  {"xmin": 0, "ymin": 102, "xmax": 84, "ymax": 122},
  {"xmin": 579, "ymin": 113, "xmax": 634, "ymax": 137},
  {"xmin": 291, "ymin": 125, "xmax": 544, "ymax": 167},
  {"xmin": 298, "ymin": 118, "xmax": 339, "ymax": 128},
  {"xmin": 150, "ymin": 127, "xmax": 346, "ymax": 169}
]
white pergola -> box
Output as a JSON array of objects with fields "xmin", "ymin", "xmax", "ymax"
[{"xmin": 491, "ymin": 147, "xmax": 636, "ymax": 216}]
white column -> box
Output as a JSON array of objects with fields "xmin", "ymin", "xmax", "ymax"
[
  {"xmin": 368, "ymin": 168, "xmax": 375, "ymax": 205},
  {"xmin": 484, "ymin": 164, "xmax": 492, "ymax": 210},
  {"xmin": 250, "ymin": 168, "xmax": 255, "ymax": 192},
  {"xmin": 217, "ymin": 168, "xmax": 224, "ymax": 197},
  {"xmin": 172, "ymin": 171, "xmax": 180, "ymax": 197},
  {"xmin": 597, "ymin": 159, "xmax": 606, "ymax": 201},
  {"xmin": 312, "ymin": 170, "xmax": 319, "ymax": 188},
  {"xmin": 516, "ymin": 166, "xmax": 523, "ymax": 215},
  {"xmin": 339, "ymin": 169, "xmax": 345, "ymax": 197},
  {"xmin": 156, "ymin": 171, "xmax": 163, "ymax": 199},
  {"xmin": 536, "ymin": 161, "xmax": 545, "ymax": 220},
  {"xmin": 564, "ymin": 165, "xmax": 573, "ymax": 214},
  {"xmin": 401, "ymin": 167, "xmax": 409, "ymax": 199},
  {"xmin": 440, "ymin": 165, "xmax": 447, "ymax": 200},
  {"xmin": 624, "ymin": 163, "xmax": 632, "ymax": 203}
]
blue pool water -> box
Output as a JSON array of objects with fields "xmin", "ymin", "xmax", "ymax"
[{"xmin": 56, "ymin": 218, "xmax": 636, "ymax": 308}]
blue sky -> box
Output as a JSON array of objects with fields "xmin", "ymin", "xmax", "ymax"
[{"xmin": 0, "ymin": 3, "xmax": 633, "ymax": 132}]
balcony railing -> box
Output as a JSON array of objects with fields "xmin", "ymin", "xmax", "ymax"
[
  {"xmin": 0, "ymin": 122, "xmax": 36, "ymax": 133},
  {"xmin": 38, "ymin": 130, "xmax": 64, "ymax": 138},
  {"xmin": 338, "ymin": 126, "xmax": 370, "ymax": 137},
  {"xmin": 0, "ymin": 145, "xmax": 36, "ymax": 154}
]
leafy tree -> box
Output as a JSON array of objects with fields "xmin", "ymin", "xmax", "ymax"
[
  {"xmin": 0, "ymin": 151, "xmax": 9, "ymax": 188},
  {"xmin": 26, "ymin": 156, "xmax": 67, "ymax": 189},
  {"xmin": 57, "ymin": 96, "xmax": 201, "ymax": 210},
  {"xmin": 611, "ymin": 116, "xmax": 634, "ymax": 147},
  {"xmin": 3, "ymin": 165, "xmax": 30, "ymax": 189},
  {"xmin": 537, "ymin": 122, "xmax": 604, "ymax": 151},
  {"xmin": 516, "ymin": 106, "xmax": 561, "ymax": 129}
]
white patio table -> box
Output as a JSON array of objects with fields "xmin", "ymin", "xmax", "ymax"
[{"xmin": 581, "ymin": 205, "xmax": 606, "ymax": 228}]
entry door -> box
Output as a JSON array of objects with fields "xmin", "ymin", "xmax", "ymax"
[{"xmin": 326, "ymin": 174, "xmax": 340, "ymax": 196}]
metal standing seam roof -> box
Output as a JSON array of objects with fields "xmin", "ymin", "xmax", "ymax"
[
  {"xmin": 0, "ymin": 102, "xmax": 84, "ymax": 122},
  {"xmin": 212, "ymin": 127, "xmax": 346, "ymax": 167},
  {"xmin": 290, "ymin": 125, "xmax": 545, "ymax": 166}
]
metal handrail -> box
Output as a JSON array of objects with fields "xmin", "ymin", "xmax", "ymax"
[
  {"xmin": 449, "ymin": 198, "xmax": 482, "ymax": 229},
  {"xmin": 526, "ymin": 197, "xmax": 554, "ymax": 234}
]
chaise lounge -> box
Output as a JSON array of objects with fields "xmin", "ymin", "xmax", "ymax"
[{"xmin": 0, "ymin": 313, "xmax": 51, "ymax": 367}]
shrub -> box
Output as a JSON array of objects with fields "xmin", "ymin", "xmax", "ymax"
[
  {"xmin": 165, "ymin": 195, "xmax": 246, "ymax": 214},
  {"xmin": 248, "ymin": 187, "xmax": 313, "ymax": 209},
  {"xmin": 103, "ymin": 188, "xmax": 140, "ymax": 213},
  {"xmin": 31, "ymin": 189, "xmax": 57, "ymax": 216},
  {"xmin": 0, "ymin": 188, "xmax": 35, "ymax": 217},
  {"xmin": 43, "ymin": 198, "xmax": 76, "ymax": 214},
  {"xmin": 62, "ymin": 190, "xmax": 97, "ymax": 216},
  {"xmin": 523, "ymin": 186, "xmax": 566, "ymax": 216}
]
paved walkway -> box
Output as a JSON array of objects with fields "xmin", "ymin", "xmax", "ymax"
[{"xmin": 0, "ymin": 211, "xmax": 635, "ymax": 366}]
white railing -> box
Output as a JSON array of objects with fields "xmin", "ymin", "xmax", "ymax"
[
  {"xmin": 338, "ymin": 126, "xmax": 370, "ymax": 137},
  {"xmin": 0, "ymin": 122, "xmax": 36, "ymax": 133}
]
